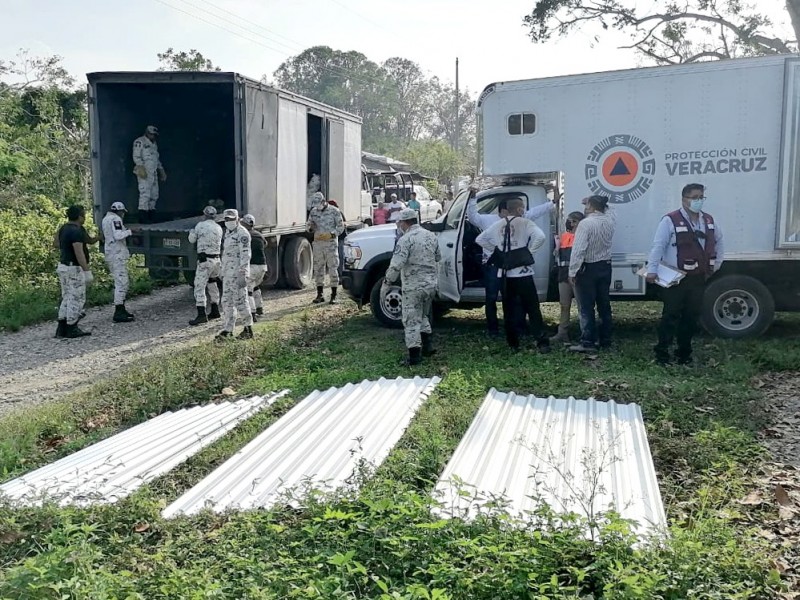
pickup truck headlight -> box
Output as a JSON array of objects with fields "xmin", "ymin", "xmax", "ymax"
[{"xmin": 343, "ymin": 243, "xmax": 362, "ymax": 261}]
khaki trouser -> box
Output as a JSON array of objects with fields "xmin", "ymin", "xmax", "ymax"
[
  {"xmin": 557, "ymin": 280, "xmax": 580, "ymax": 336},
  {"xmin": 313, "ymin": 239, "xmax": 339, "ymax": 287},
  {"xmin": 247, "ymin": 264, "xmax": 268, "ymax": 312}
]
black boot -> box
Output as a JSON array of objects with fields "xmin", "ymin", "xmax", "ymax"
[
  {"xmin": 256, "ymin": 306, "xmax": 263, "ymax": 316},
  {"xmin": 139, "ymin": 210, "xmax": 149, "ymax": 225},
  {"xmin": 54, "ymin": 319, "xmax": 67, "ymax": 338},
  {"xmin": 312, "ymin": 286, "xmax": 325, "ymax": 304},
  {"xmin": 401, "ymin": 346, "xmax": 423, "ymax": 366},
  {"xmin": 237, "ymin": 326, "xmax": 254, "ymax": 340},
  {"xmin": 65, "ymin": 323, "xmax": 91, "ymax": 338},
  {"xmin": 113, "ymin": 305, "xmax": 135, "ymax": 323},
  {"xmin": 121, "ymin": 303, "xmax": 135, "ymax": 320},
  {"xmin": 215, "ymin": 330, "xmax": 232, "ymax": 341},
  {"xmin": 329, "ymin": 287, "xmax": 339, "ymax": 305},
  {"xmin": 251, "ymin": 312, "xmax": 258, "ymax": 323},
  {"xmin": 421, "ymin": 332, "xmax": 436, "ymax": 357},
  {"xmin": 189, "ymin": 306, "xmax": 208, "ymax": 326},
  {"xmin": 208, "ymin": 303, "xmax": 221, "ymax": 320}
]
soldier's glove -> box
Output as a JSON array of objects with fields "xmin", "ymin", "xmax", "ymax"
[
  {"xmin": 158, "ymin": 167, "xmax": 167, "ymax": 182},
  {"xmin": 133, "ymin": 165, "xmax": 147, "ymax": 179},
  {"xmin": 237, "ymin": 271, "xmax": 248, "ymax": 289},
  {"xmin": 83, "ymin": 270, "xmax": 94, "ymax": 285}
]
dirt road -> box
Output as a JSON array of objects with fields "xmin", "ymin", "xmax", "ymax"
[{"xmin": 0, "ymin": 285, "xmax": 318, "ymax": 417}]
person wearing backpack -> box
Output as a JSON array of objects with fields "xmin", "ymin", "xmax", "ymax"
[{"xmin": 476, "ymin": 198, "xmax": 550, "ymax": 353}]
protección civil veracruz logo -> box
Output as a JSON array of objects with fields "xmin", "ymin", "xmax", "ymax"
[{"xmin": 585, "ymin": 134, "xmax": 656, "ymax": 204}]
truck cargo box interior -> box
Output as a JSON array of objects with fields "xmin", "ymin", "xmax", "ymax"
[
  {"xmin": 307, "ymin": 114, "xmax": 323, "ymax": 195},
  {"xmin": 94, "ymin": 82, "xmax": 237, "ymax": 222}
]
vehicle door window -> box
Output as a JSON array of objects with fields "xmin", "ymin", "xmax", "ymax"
[
  {"xmin": 445, "ymin": 191, "xmax": 469, "ymax": 229},
  {"xmin": 476, "ymin": 192, "xmax": 529, "ymax": 215}
]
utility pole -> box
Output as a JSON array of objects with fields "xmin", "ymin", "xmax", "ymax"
[{"xmin": 454, "ymin": 57, "xmax": 460, "ymax": 154}]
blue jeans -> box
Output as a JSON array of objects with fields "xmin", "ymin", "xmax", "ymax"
[{"xmin": 574, "ymin": 261, "xmax": 613, "ymax": 349}]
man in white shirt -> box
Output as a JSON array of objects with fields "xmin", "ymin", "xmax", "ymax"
[
  {"xmin": 467, "ymin": 188, "xmax": 555, "ymax": 336},
  {"xmin": 476, "ymin": 198, "xmax": 550, "ymax": 352},
  {"xmin": 568, "ymin": 195, "xmax": 616, "ymax": 353},
  {"xmin": 647, "ymin": 183, "xmax": 724, "ymax": 366},
  {"xmin": 387, "ymin": 193, "xmax": 406, "ymax": 223}
]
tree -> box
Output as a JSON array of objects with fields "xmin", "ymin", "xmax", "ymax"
[
  {"xmin": 380, "ymin": 57, "xmax": 431, "ymax": 144},
  {"xmin": 157, "ymin": 48, "xmax": 220, "ymax": 71},
  {"xmin": 0, "ymin": 50, "xmax": 88, "ymax": 209},
  {"xmin": 523, "ymin": 0, "xmax": 799, "ymax": 65},
  {"xmin": 403, "ymin": 139, "xmax": 464, "ymax": 183},
  {"xmin": 426, "ymin": 77, "xmax": 476, "ymax": 163},
  {"xmin": 274, "ymin": 46, "xmax": 391, "ymax": 149}
]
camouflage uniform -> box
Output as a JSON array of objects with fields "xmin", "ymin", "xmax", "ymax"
[
  {"xmin": 132, "ymin": 135, "xmax": 162, "ymax": 211},
  {"xmin": 101, "ymin": 211, "xmax": 132, "ymax": 305},
  {"xmin": 188, "ymin": 219, "xmax": 223, "ymax": 308},
  {"xmin": 385, "ymin": 224, "xmax": 440, "ymax": 349},
  {"xmin": 307, "ymin": 203, "xmax": 345, "ymax": 287},
  {"xmin": 57, "ymin": 264, "xmax": 86, "ymax": 325},
  {"xmin": 221, "ymin": 223, "xmax": 252, "ymax": 333}
]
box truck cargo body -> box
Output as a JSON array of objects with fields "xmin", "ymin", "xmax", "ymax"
[
  {"xmin": 87, "ymin": 71, "xmax": 369, "ymax": 288},
  {"xmin": 477, "ymin": 54, "xmax": 800, "ymax": 337}
]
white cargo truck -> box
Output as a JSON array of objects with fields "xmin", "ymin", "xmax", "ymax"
[
  {"xmin": 343, "ymin": 55, "xmax": 800, "ymax": 337},
  {"xmin": 88, "ymin": 71, "xmax": 371, "ymax": 288}
]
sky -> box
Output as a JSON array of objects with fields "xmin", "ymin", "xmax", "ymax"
[{"xmin": 1, "ymin": 0, "xmax": 795, "ymax": 94}]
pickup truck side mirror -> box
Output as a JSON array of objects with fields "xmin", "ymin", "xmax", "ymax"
[{"xmin": 424, "ymin": 221, "xmax": 446, "ymax": 233}]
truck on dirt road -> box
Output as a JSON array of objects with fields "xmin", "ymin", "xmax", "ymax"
[
  {"xmin": 87, "ymin": 71, "xmax": 371, "ymax": 288},
  {"xmin": 342, "ymin": 54, "xmax": 800, "ymax": 338}
]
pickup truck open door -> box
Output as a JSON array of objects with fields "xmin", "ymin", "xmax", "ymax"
[{"xmin": 436, "ymin": 190, "xmax": 469, "ymax": 301}]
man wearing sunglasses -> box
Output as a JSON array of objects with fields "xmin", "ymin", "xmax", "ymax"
[{"xmin": 646, "ymin": 183, "xmax": 724, "ymax": 366}]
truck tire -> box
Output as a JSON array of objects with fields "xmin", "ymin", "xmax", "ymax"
[
  {"xmin": 370, "ymin": 278, "xmax": 403, "ymax": 329},
  {"xmin": 702, "ymin": 275, "xmax": 775, "ymax": 339},
  {"xmin": 282, "ymin": 236, "xmax": 313, "ymax": 289},
  {"xmin": 148, "ymin": 256, "xmax": 180, "ymax": 282}
]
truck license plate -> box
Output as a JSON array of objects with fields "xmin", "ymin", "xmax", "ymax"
[{"xmin": 163, "ymin": 238, "xmax": 181, "ymax": 249}]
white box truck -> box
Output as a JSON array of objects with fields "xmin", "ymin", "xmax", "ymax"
[
  {"xmin": 476, "ymin": 54, "xmax": 800, "ymax": 337},
  {"xmin": 87, "ymin": 71, "xmax": 371, "ymax": 288},
  {"xmin": 343, "ymin": 55, "xmax": 800, "ymax": 338}
]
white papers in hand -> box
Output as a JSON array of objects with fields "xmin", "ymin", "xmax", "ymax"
[{"xmin": 637, "ymin": 263, "xmax": 685, "ymax": 288}]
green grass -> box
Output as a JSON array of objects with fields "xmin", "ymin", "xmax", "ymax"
[
  {"xmin": 0, "ymin": 259, "xmax": 156, "ymax": 331},
  {"xmin": 1, "ymin": 302, "xmax": 799, "ymax": 598}
]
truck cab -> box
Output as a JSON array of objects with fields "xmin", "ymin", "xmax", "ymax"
[{"xmin": 341, "ymin": 183, "xmax": 556, "ymax": 327}]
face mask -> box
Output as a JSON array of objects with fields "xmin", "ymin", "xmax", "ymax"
[
  {"xmin": 225, "ymin": 220, "xmax": 237, "ymax": 231},
  {"xmin": 689, "ymin": 199, "xmax": 705, "ymax": 213}
]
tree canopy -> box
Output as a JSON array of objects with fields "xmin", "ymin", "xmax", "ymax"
[{"xmin": 523, "ymin": 0, "xmax": 800, "ymax": 65}]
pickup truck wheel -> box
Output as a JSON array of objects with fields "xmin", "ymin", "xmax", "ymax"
[
  {"xmin": 702, "ymin": 275, "xmax": 774, "ymax": 339},
  {"xmin": 370, "ymin": 278, "xmax": 403, "ymax": 329},
  {"xmin": 148, "ymin": 256, "xmax": 180, "ymax": 282},
  {"xmin": 282, "ymin": 237, "xmax": 313, "ymax": 289}
]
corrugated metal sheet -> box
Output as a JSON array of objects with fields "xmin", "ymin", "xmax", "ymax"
[
  {"xmin": 163, "ymin": 377, "xmax": 440, "ymax": 517},
  {"xmin": 0, "ymin": 392, "xmax": 288, "ymax": 506},
  {"xmin": 433, "ymin": 389, "xmax": 666, "ymax": 538}
]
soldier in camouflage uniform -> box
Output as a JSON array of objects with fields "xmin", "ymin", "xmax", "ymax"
[
  {"xmin": 383, "ymin": 208, "xmax": 441, "ymax": 366},
  {"xmin": 101, "ymin": 201, "xmax": 135, "ymax": 323},
  {"xmin": 132, "ymin": 125, "xmax": 166, "ymax": 223},
  {"xmin": 307, "ymin": 193, "xmax": 345, "ymax": 304},
  {"xmin": 56, "ymin": 205, "xmax": 93, "ymax": 338},
  {"xmin": 188, "ymin": 205, "xmax": 223, "ymax": 325},
  {"xmin": 217, "ymin": 209, "xmax": 254, "ymax": 340}
]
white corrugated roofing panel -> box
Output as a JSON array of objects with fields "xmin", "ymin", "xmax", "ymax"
[
  {"xmin": 163, "ymin": 376, "xmax": 440, "ymax": 517},
  {"xmin": 0, "ymin": 391, "xmax": 288, "ymax": 506},
  {"xmin": 433, "ymin": 389, "xmax": 666, "ymax": 538}
]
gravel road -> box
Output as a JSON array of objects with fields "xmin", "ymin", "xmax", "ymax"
[{"xmin": 0, "ymin": 285, "xmax": 319, "ymax": 417}]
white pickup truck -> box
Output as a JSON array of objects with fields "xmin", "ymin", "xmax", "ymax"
[{"xmin": 341, "ymin": 182, "xmax": 556, "ymax": 328}]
